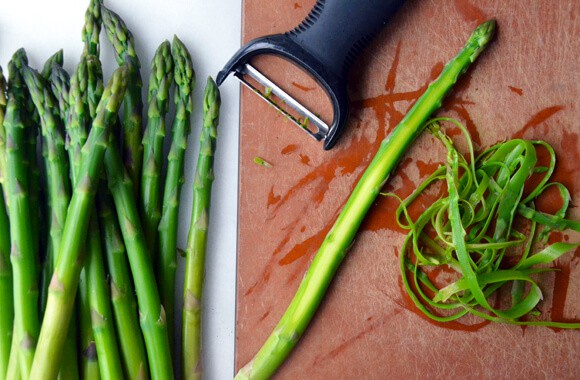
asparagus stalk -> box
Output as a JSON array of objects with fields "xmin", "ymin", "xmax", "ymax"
[
  {"xmin": 43, "ymin": 59, "xmax": 81, "ymax": 380},
  {"xmin": 102, "ymin": 5, "xmax": 144, "ymax": 196},
  {"xmin": 0, "ymin": 67, "xmax": 13, "ymax": 380},
  {"xmin": 22, "ymin": 64, "xmax": 71, "ymax": 284},
  {"xmin": 140, "ymin": 40, "xmax": 173, "ymax": 258},
  {"xmin": 104, "ymin": 139, "xmax": 173, "ymax": 379},
  {"xmin": 41, "ymin": 50, "xmax": 63, "ymax": 80},
  {"xmin": 97, "ymin": 193, "xmax": 149, "ymax": 379},
  {"xmin": 30, "ymin": 64, "xmax": 129, "ymax": 380},
  {"xmin": 78, "ymin": 53, "xmax": 124, "ymax": 380},
  {"xmin": 4, "ymin": 52, "xmax": 41, "ymax": 380},
  {"xmin": 67, "ymin": 55, "xmax": 101, "ymax": 380},
  {"xmin": 182, "ymin": 77, "xmax": 220, "ymax": 380},
  {"xmin": 158, "ymin": 35, "xmax": 196, "ymax": 349},
  {"xmin": 234, "ymin": 20, "xmax": 497, "ymax": 379},
  {"xmin": 0, "ymin": 67, "xmax": 7, "ymax": 189},
  {"xmin": 48, "ymin": 64, "xmax": 71, "ymax": 126},
  {"xmin": 82, "ymin": 0, "xmax": 102, "ymax": 57},
  {"xmin": 85, "ymin": 216, "xmax": 124, "ymax": 380}
]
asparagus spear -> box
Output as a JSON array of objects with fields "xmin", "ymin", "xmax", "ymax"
[
  {"xmin": 0, "ymin": 67, "xmax": 7, "ymax": 189},
  {"xmin": 30, "ymin": 64, "xmax": 129, "ymax": 380},
  {"xmin": 78, "ymin": 54, "xmax": 124, "ymax": 380},
  {"xmin": 48, "ymin": 64, "xmax": 71, "ymax": 125},
  {"xmin": 140, "ymin": 40, "xmax": 173, "ymax": 258},
  {"xmin": 22, "ymin": 64, "xmax": 71, "ymax": 287},
  {"xmin": 43, "ymin": 59, "xmax": 81, "ymax": 380},
  {"xmin": 67, "ymin": 55, "xmax": 101, "ymax": 380},
  {"xmin": 157, "ymin": 35, "xmax": 195, "ymax": 350},
  {"xmin": 182, "ymin": 77, "xmax": 220, "ymax": 380},
  {"xmin": 97, "ymin": 193, "xmax": 149, "ymax": 379},
  {"xmin": 0, "ymin": 67, "xmax": 13, "ymax": 380},
  {"xmin": 82, "ymin": 0, "xmax": 102, "ymax": 57},
  {"xmin": 41, "ymin": 50, "xmax": 63, "ymax": 80},
  {"xmin": 234, "ymin": 20, "xmax": 497, "ymax": 379},
  {"xmin": 4, "ymin": 52, "xmax": 41, "ymax": 380},
  {"xmin": 104, "ymin": 138, "xmax": 173, "ymax": 379},
  {"xmin": 102, "ymin": 5, "xmax": 144, "ymax": 196}
]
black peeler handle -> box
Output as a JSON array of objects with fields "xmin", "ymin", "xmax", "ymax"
[
  {"xmin": 217, "ymin": 0, "xmax": 405, "ymax": 150},
  {"xmin": 288, "ymin": 0, "xmax": 404, "ymax": 79}
]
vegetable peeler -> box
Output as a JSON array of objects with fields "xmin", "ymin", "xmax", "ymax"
[{"xmin": 216, "ymin": 0, "xmax": 405, "ymax": 150}]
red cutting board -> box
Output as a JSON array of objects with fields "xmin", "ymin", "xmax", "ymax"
[{"xmin": 236, "ymin": 1, "xmax": 580, "ymax": 378}]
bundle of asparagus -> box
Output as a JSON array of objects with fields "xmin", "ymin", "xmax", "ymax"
[{"xmin": 0, "ymin": 1, "xmax": 221, "ymax": 379}]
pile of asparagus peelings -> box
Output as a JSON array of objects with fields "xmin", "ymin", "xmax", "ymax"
[{"xmin": 0, "ymin": 1, "xmax": 220, "ymax": 379}]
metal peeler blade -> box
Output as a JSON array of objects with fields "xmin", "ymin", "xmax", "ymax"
[{"xmin": 217, "ymin": 0, "xmax": 404, "ymax": 150}]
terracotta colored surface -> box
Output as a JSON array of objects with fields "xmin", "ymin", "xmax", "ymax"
[{"xmin": 236, "ymin": 0, "xmax": 579, "ymax": 378}]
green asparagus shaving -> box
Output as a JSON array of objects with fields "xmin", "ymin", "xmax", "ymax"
[
  {"xmin": 102, "ymin": 5, "xmax": 144, "ymax": 196},
  {"xmin": 396, "ymin": 118, "xmax": 579, "ymax": 327},
  {"xmin": 0, "ymin": 66, "xmax": 13, "ymax": 380},
  {"xmin": 30, "ymin": 64, "xmax": 129, "ymax": 380},
  {"xmin": 182, "ymin": 77, "xmax": 220, "ymax": 380},
  {"xmin": 104, "ymin": 139, "xmax": 174, "ymax": 379},
  {"xmin": 5, "ymin": 52, "xmax": 41, "ymax": 380},
  {"xmin": 158, "ymin": 35, "xmax": 195, "ymax": 352},
  {"xmin": 235, "ymin": 19, "xmax": 497, "ymax": 380},
  {"xmin": 253, "ymin": 156, "xmax": 272, "ymax": 168},
  {"xmin": 141, "ymin": 40, "xmax": 174, "ymax": 258}
]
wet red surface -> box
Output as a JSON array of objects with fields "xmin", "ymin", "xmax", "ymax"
[{"xmin": 237, "ymin": 0, "xmax": 580, "ymax": 378}]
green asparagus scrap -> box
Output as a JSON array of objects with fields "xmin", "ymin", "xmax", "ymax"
[
  {"xmin": 102, "ymin": 5, "xmax": 144, "ymax": 196},
  {"xmin": 182, "ymin": 77, "xmax": 220, "ymax": 380},
  {"xmin": 141, "ymin": 40, "xmax": 174, "ymax": 258},
  {"xmin": 105, "ymin": 140, "xmax": 173, "ymax": 379},
  {"xmin": 4, "ymin": 54, "xmax": 41, "ymax": 380},
  {"xmin": 158, "ymin": 35, "xmax": 196, "ymax": 351},
  {"xmin": 0, "ymin": 66, "xmax": 13, "ymax": 380},
  {"xmin": 30, "ymin": 64, "xmax": 129, "ymax": 380},
  {"xmin": 234, "ymin": 20, "xmax": 497, "ymax": 379}
]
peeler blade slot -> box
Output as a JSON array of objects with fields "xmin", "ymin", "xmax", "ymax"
[{"xmin": 235, "ymin": 63, "xmax": 330, "ymax": 141}]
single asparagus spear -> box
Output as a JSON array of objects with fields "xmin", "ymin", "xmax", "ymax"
[
  {"xmin": 182, "ymin": 77, "xmax": 220, "ymax": 380},
  {"xmin": 104, "ymin": 140, "xmax": 173, "ymax": 379},
  {"xmin": 82, "ymin": 0, "xmax": 102, "ymax": 57},
  {"xmin": 4, "ymin": 53, "xmax": 40, "ymax": 380},
  {"xmin": 97, "ymin": 192, "xmax": 149, "ymax": 379},
  {"xmin": 44, "ymin": 60, "xmax": 81, "ymax": 380},
  {"xmin": 30, "ymin": 64, "xmax": 129, "ymax": 380},
  {"xmin": 234, "ymin": 20, "xmax": 497, "ymax": 379},
  {"xmin": 49, "ymin": 64, "xmax": 71, "ymax": 124},
  {"xmin": 158, "ymin": 35, "xmax": 195, "ymax": 350},
  {"xmin": 140, "ymin": 40, "xmax": 173, "ymax": 259},
  {"xmin": 0, "ymin": 67, "xmax": 13, "ymax": 380},
  {"xmin": 102, "ymin": 5, "xmax": 143, "ymax": 196},
  {"xmin": 22, "ymin": 64, "xmax": 71, "ymax": 284},
  {"xmin": 67, "ymin": 55, "xmax": 101, "ymax": 380},
  {"xmin": 41, "ymin": 50, "xmax": 63, "ymax": 80},
  {"xmin": 75, "ymin": 52, "xmax": 124, "ymax": 380},
  {"xmin": 0, "ymin": 67, "xmax": 7, "ymax": 189}
]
